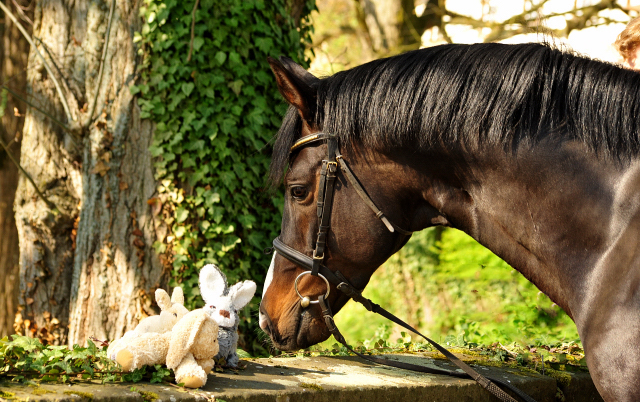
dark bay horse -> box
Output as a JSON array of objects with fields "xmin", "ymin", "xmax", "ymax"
[{"xmin": 258, "ymin": 42, "xmax": 640, "ymax": 401}]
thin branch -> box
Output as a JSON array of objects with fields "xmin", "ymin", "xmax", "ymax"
[
  {"xmin": 2, "ymin": 84, "xmax": 72, "ymax": 134},
  {"xmin": 565, "ymin": 0, "xmax": 622, "ymax": 35},
  {"xmin": 0, "ymin": 1, "xmax": 74, "ymax": 123},
  {"xmin": 11, "ymin": 0, "xmax": 32, "ymax": 26},
  {"xmin": 186, "ymin": 0, "xmax": 200, "ymax": 62},
  {"xmin": 312, "ymin": 25, "xmax": 357, "ymax": 47},
  {"xmin": 88, "ymin": 0, "xmax": 116, "ymax": 123},
  {"xmin": 0, "ymin": 134, "xmax": 57, "ymax": 211},
  {"xmin": 34, "ymin": 37, "xmax": 74, "ymax": 98},
  {"xmin": 498, "ymin": 342, "xmax": 519, "ymax": 357},
  {"xmin": 401, "ymin": 7, "xmax": 425, "ymax": 45},
  {"xmin": 439, "ymin": 12, "xmax": 453, "ymax": 45},
  {"xmin": 438, "ymin": 0, "xmax": 622, "ymax": 43}
]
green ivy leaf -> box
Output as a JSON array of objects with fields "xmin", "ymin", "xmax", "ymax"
[
  {"xmin": 228, "ymin": 80, "xmax": 243, "ymax": 96},
  {"xmin": 255, "ymin": 37, "xmax": 273, "ymax": 53},
  {"xmin": 176, "ymin": 207, "xmax": 189, "ymax": 223},
  {"xmin": 11, "ymin": 336, "xmax": 42, "ymax": 352},
  {"xmin": 181, "ymin": 82, "xmax": 195, "ymax": 97},
  {"xmin": 215, "ymin": 51, "xmax": 227, "ymax": 65},
  {"xmin": 174, "ymin": 226, "xmax": 187, "ymax": 239},
  {"xmin": 192, "ymin": 36, "xmax": 205, "ymax": 51}
]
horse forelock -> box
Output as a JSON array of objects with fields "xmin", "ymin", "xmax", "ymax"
[
  {"xmin": 311, "ymin": 43, "xmax": 640, "ymax": 161},
  {"xmin": 268, "ymin": 106, "xmax": 303, "ymax": 188}
]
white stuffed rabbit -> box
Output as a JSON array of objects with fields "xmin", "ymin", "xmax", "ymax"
[{"xmin": 198, "ymin": 264, "xmax": 256, "ymax": 368}]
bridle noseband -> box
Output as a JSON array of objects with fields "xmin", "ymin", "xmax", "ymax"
[{"xmin": 270, "ymin": 132, "xmax": 536, "ymax": 402}]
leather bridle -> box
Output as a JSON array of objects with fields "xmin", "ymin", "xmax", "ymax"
[{"xmin": 271, "ymin": 133, "xmax": 536, "ymax": 402}]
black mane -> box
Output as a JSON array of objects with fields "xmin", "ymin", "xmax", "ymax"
[{"xmin": 269, "ymin": 42, "xmax": 640, "ymax": 184}]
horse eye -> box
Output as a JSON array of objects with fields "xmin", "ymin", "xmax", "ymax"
[{"xmin": 290, "ymin": 186, "xmax": 308, "ymax": 199}]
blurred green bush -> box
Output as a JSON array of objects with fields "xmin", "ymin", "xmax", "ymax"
[{"xmin": 326, "ymin": 228, "xmax": 580, "ymax": 348}]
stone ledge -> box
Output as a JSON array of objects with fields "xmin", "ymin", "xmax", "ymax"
[{"xmin": 0, "ymin": 354, "xmax": 603, "ymax": 402}]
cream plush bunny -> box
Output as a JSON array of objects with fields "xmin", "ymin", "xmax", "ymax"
[
  {"xmin": 164, "ymin": 265, "xmax": 225, "ymax": 388},
  {"xmin": 107, "ymin": 287, "xmax": 189, "ymax": 371},
  {"xmin": 198, "ymin": 264, "xmax": 256, "ymax": 367}
]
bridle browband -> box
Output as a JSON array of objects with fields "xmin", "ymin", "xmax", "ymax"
[{"xmin": 271, "ymin": 133, "xmax": 536, "ymax": 402}]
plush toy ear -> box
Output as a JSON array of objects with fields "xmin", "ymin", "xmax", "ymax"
[
  {"xmin": 166, "ymin": 311, "xmax": 208, "ymax": 370},
  {"xmin": 171, "ymin": 287, "xmax": 185, "ymax": 305},
  {"xmin": 199, "ymin": 264, "xmax": 227, "ymax": 303},
  {"xmin": 156, "ymin": 289, "xmax": 171, "ymax": 311},
  {"xmin": 229, "ymin": 281, "xmax": 257, "ymax": 310}
]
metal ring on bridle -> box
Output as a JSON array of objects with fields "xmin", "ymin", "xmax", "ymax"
[{"xmin": 294, "ymin": 271, "xmax": 330, "ymax": 307}]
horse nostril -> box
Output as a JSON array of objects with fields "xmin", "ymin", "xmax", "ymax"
[{"xmin": 219, "ymin": 310, "xmax": 231, "ymax": 319}]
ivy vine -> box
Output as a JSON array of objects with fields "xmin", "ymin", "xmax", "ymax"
[
  {"xmin": 135, "ymin": 0, "xmax": 315, "ymax": 354},
  {"xmin": 0, "ymin": 335, "xmax": 171, "ymax": 384}
]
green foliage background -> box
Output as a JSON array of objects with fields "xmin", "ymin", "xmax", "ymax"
[
  {"xmin": 135, "ymin": 0, "xmax": 314, "ymax": 355},
  {"xmin": 327, "ymin": 228, "xmax": 580, "ymax": 348}
]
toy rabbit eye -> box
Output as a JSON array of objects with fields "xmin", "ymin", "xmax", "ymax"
[{"xmin": 209, "ymin": 305, "xmax": 216, "ymax": 309}]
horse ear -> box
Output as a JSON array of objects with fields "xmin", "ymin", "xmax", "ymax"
[
  {"xmin": 267, "ymin": 56, "xmax": 317, "ymax": 122},
  {"xmin": 278, "ymin": 56, "xmax": 319, "ymax": 88}
]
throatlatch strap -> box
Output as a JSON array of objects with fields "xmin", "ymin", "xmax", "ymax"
[{"xmin": 335, "ymin": 151, "xmax": 412, "ymax": 236}]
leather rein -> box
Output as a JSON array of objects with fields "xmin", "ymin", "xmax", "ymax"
[{"xmin": 271, "ymin": 132, "xmax": 536, "ymax": 402}]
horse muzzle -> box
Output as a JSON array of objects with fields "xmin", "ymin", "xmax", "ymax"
[{"xmin": 258, "ymin": 304, "xmax": 272, "ymax": 333}]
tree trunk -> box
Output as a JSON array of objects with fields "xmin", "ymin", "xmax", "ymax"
[
  {"xmin": 357, "ymin": 0, "xmax": 402, "ymax": 53},
  {"xmin": 0, "ymin": 0, "xmax": 31, "ymax": 338},
  {"xmin": 15, "ymin": 0, "xmax": 165, "ymax": 346},
  {"xmin": 355, "ymin": 0, "xmax": 442, "ymax": 56}
]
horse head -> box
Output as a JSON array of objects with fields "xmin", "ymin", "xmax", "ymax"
[{"xmin": 257, "ymin": 57, "xmax": 426, "ymax": 350}]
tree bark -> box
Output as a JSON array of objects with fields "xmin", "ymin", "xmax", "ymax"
[
  {"xmin": 355, "ymin": 0, "xmax": 443, "ymax": 56},
  {"xmin": 0, "ymin": 0, "xmax": 31, "ymax": 338},
  {"xmin": 15, "ymin": 0, "xmax": 166, "ymax": 346}
]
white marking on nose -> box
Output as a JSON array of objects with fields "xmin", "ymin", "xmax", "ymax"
[
  {"xmin": 262, "ymin": 252, "xmax": 276, "ymax": 299},
  {"xmin": 259, "ymin": 253, "xmax": 276, "ymax": 331}
]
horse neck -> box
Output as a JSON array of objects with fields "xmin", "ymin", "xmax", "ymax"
[{"xmin": 390, "ymin": 140, "xmax": 640, "ymax": 322}]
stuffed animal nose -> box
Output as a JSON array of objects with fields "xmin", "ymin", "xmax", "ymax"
[{"xmin": 219, "ymin": 310, "xmax": 231, "ymax": 319}]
